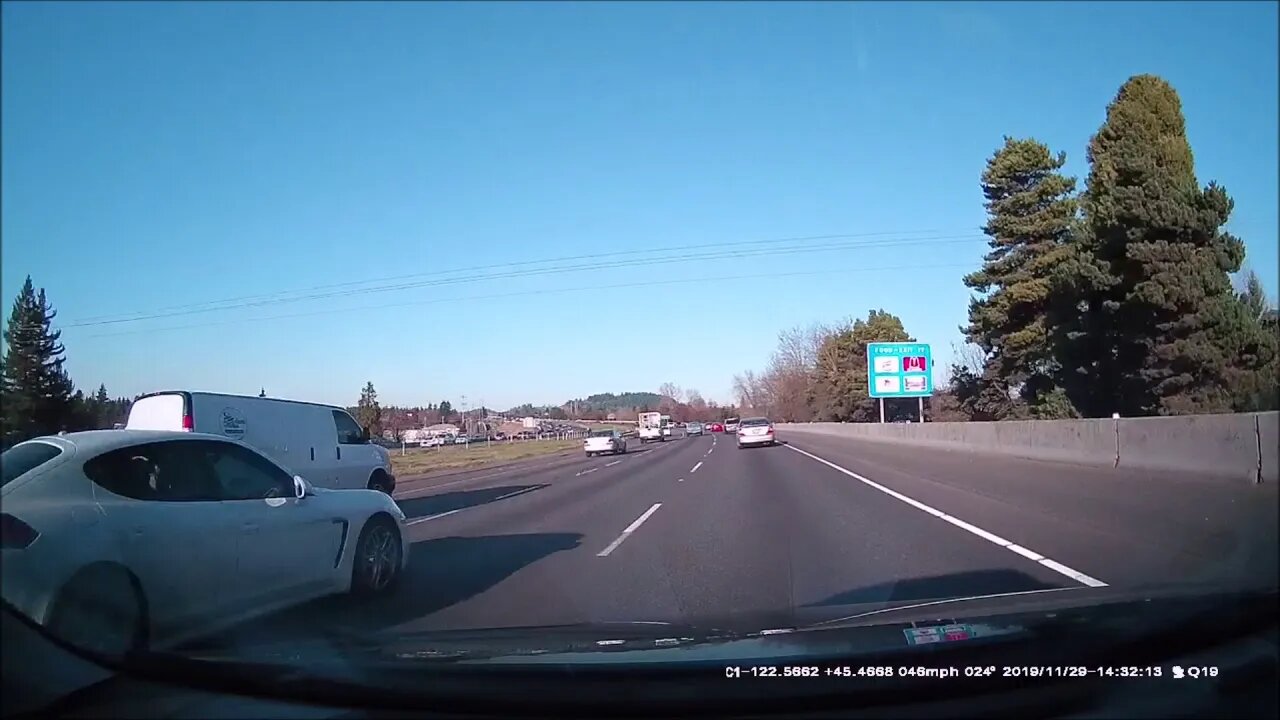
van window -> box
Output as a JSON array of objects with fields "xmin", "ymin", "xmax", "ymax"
[
  {"xmin": 2, "ymin": 442, "xmax": 62, "ymax": 486},
  {"xmin": 126, "ymin": 393, "xmax": 186, "ymax": 431},
  {"xmin": 332, "ymin": 410, "xmax": 366, "ymax": 444}
]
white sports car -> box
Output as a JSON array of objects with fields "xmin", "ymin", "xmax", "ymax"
[{"xmin": 0, "ymin": 430, "xmax": 410, "ymax": 656}]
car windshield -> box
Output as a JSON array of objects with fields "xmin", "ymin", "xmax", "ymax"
[{"xmin": 2, "ymin": 2, "xmax": 1277, "ymax": 714}]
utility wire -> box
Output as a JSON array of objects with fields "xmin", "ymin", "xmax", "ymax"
[
  {"xmin": 63, "ymin": 233, "xmax": 985, "ymax": 328},
  {"xmin": 81, "ymin": 261, "xmax": 975, "ymax": 339},
  {"xmin": 69, "ymin": 227, "xmax": 976, "ymax": 323}
]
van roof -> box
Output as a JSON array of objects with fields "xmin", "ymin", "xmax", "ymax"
[{"xmin": 137, "ymin": 390, "xmax": 346, "ymax": 412}]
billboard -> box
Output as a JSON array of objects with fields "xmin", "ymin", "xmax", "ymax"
[{"xmin": 867, "ymin": 342, "xmax": 934, "ymax": 398}]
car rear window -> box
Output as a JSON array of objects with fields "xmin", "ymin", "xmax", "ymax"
[
  {"xmin": 741, "ymin": 418, "xmax": 770, "ymax": 426},
  {"xmin": 589, "ymin": 430, "xmax": 613, "ymax": 437},
  {"xmin": 1, "ymin": 442, "xmax": 63, "ymax": 486}
]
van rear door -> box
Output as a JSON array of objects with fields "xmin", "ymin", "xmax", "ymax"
[{"xmin": 126, "ymin": 393, "xmax": 189, "ymax": 431}]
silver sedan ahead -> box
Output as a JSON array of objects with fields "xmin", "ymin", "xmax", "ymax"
[{"xmin": 736, "ymin": 417, "xmax": 776, "ymax": 448}]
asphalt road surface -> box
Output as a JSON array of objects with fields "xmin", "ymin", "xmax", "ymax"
[{"xmin": 196, "ymin": 428, "xmax": 1279, "ymax": 649}]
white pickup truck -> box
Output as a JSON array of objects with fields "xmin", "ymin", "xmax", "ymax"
[{"xmin": 638, "ymin": 411, "xmax": 664, "ymax": 444}]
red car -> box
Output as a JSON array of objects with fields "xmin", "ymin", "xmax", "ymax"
[{"xmin": 708, "ymin": 422, "xmax": 724, "ymax": 433}]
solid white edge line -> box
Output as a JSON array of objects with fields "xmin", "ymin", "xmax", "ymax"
[
  {"xmin": 691, "ymin": 461, "xmax": 703, "ymax": 473},
  {"xmin": 597, "ymin": 503, "xmax": 663, "ymax": 557},
  {"xmin": 782, "ymin": 443, "xmax": 1108, "ymax": 589}
]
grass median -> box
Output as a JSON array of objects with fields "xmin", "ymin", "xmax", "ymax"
[{"xmin": 389, "ymin": 438, "xmax": 583, "ymax": 478}]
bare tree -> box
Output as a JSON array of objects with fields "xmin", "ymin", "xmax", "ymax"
[{"xmin": 657, "ymin": 382, "xmax": 683, "ymax": 404}]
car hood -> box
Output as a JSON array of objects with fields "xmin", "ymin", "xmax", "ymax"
[{"xmin": 177, "ymin": 583, "xmax": 1276, "ymax": 669}]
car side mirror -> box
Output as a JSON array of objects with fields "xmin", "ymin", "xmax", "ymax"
[{"xmin": 293, "ymin": 475, "xmax": 311, "ymax": 499}]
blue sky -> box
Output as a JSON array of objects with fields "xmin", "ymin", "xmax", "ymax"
[{"xmin": 3, "ymin": 1, "xmax": 1276, "ymax": 410}]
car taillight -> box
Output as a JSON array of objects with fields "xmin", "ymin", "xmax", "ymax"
[
  {"xmin": 181, "ymin": 413, "xmax": 194, "ymax": 431},
  {"xmin": 1, "ymin": 514, "xmax": 39, "ymax": 550},
  {"xmin": 766, "ymin": 427, "xmax": 774, "ymax": 434}
]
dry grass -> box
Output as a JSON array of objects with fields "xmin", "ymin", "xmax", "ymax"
[{"xmin": 389, "ymin": 438, "xmax": 582, "ymax": 477}]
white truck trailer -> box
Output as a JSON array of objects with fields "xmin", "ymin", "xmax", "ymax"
[{"xmin": 638, "ymin": 411, "xmax": 664, "ymax": 444}]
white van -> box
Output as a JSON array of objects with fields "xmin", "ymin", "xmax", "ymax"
[{"xmin": 125, "ymin": 391, "xmax": 396, "ymax": 494}]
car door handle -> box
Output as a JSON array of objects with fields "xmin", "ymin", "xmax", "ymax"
[{"xmin": 242, "ymin": 522, "xmax": 260, "ymax": 534}]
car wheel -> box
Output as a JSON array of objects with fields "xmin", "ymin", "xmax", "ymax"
[
  {"xmin": 368, "ymin": 470, "xmax": 393, "ymax": 495},
  {"xmin": 351, "ymin": 516, "xmax": 403, "ymax": 597},
  {"xmin": 47, "ymin": 565, "xmax": 147, "ymax": 656}
]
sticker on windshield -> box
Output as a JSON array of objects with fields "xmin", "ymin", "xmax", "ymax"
[{"xmin": 905, "ymin": 624, "xmax": 974, "ymax": 645}]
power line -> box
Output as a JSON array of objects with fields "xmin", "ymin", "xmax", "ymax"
[
  {"xmin": 79, "ymin": 261, "xmax": 975, "ymax": 339},
  {"xmin": 63, "ymin": 232, "xmax": 985, "ymax": 328},
  {"xmin": 69, "ymin": 228, "xmax": 974, "ymax": 323}
]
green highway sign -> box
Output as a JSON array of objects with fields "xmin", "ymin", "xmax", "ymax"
[{"xmin": 867, "ymin": 342, "xmax": 934, "ymax": 398}]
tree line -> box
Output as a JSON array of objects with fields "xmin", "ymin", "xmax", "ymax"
[
  {"xmin": 732, "ymin": 75, "xmax": 1279, "ymax": 422},
  {"xmin": 1, "ymin": 277, "xmax": 134, "ymax": 448}
]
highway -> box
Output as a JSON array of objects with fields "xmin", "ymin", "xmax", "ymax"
[{"xmin": 193, "ymin": 429, "xmax": 1279, "ymax": 650}]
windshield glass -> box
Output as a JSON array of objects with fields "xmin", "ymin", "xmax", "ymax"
[{"xmin": 2, "ymin": 1, "xmax": 1277, "ymax": 712}]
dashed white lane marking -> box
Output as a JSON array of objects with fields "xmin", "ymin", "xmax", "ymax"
[
  {"xmin": 407, "ymin": 509, "xmax": 463, "ymax": 526},
  {"xmin": 604, "ymin": 460, "xmax": 622, "ymax": 467},
  {"xmin": 690, "ymin": 461, "xmax": 703, "ymax": 473},
  {"xmin": 405, "ymin": 485, "xmax": 544, "ymax": 526},
  {"xmin": 576, "ymin": 467, "xmax": 599, "ymax": 477},
  {"xmin": 493, "ymin": 486, "xmax": 542, "ymax": 501},
  {"xmin": 677, "ymin": 477, "xmax": 684, "ymax": 483},
  {"xmin": 597, "ymin": 503, "xmax": 663, "ymax": 557},
  {"xmin": 782, "ymin": 444, "xmax": 1107, "ymax": 588}
]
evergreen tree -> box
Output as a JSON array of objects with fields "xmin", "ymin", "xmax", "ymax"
[
  {"xmin": 1058, "ymin": 75, "xmax": 1262, "ymax": 416},
  {"xmin": 355, "ymin": 381, "xmax": 382, "ymax": 436},
  {"xmin": 92, "ymin": 384, "xmax": 111, "ymax": 428},
  {"xmin": 809, "ymin": 309, "xmax": 913, "ymax": 422},
  {"xmin": 1230, "ymin": 269, "xmax": 1280, "ymax": 411},
  {"xmin": 1, "ymin": 277, "xmax": 76, "ymax": 442},
  {"xmin": 962, "ymin": 137, "xmax": 1080, "ymax": 419}
]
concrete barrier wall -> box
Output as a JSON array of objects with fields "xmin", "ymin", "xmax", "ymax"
[{"xmin": 781, "ymin": 411, "xmax": 1279, "ymax": 482}]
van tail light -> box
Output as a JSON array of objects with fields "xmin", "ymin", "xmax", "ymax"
[
  {"xmin": 181, "ymin": 413, "xmax": 194, "ymax": 431},
  {"xmin": 1, "ymin": 514, "xmax": 39, "ymax": 549}
]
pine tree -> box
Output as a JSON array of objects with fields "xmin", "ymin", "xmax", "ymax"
[
  {"xmin": 809, "ymin": 309, "xmax": 913, "ymax": 422},
  {"xmin": 91, "ymin": 384, "xmax": 111, "ymax": 428},
  {"xmin": 356, "ymin": 381, "xmax": 382, "ymax": 436},
  {"xmin": 1, "ymin": 277, "xmax": 76, "ymax": 442},
  {"xmin": 1059, "ymin": 75, "xmax": 1261, "ymax": 416},
  {"xmin": 962, "ymin": 137, "xmax": 1080, "ymax": 419}
]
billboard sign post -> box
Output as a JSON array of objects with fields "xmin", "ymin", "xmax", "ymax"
[{"xmin": 866, "ymin": 342, "xmax": 934, "ymax": 423}]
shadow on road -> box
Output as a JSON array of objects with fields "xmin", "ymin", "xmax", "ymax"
[
  {"xmin": 397, "ymin": 484, "xmax": 549, "ymax": 520},
  {"xmin": 186, "ymin": 532, "xmax": 584, "ymax": 652},
  {"xmin": 805, "ymin": 569, "xmax": 1063, "ymax": 607},
  {"xmin": 340, "ymin": 532, "xmax": 584, "ymax": 633}
]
